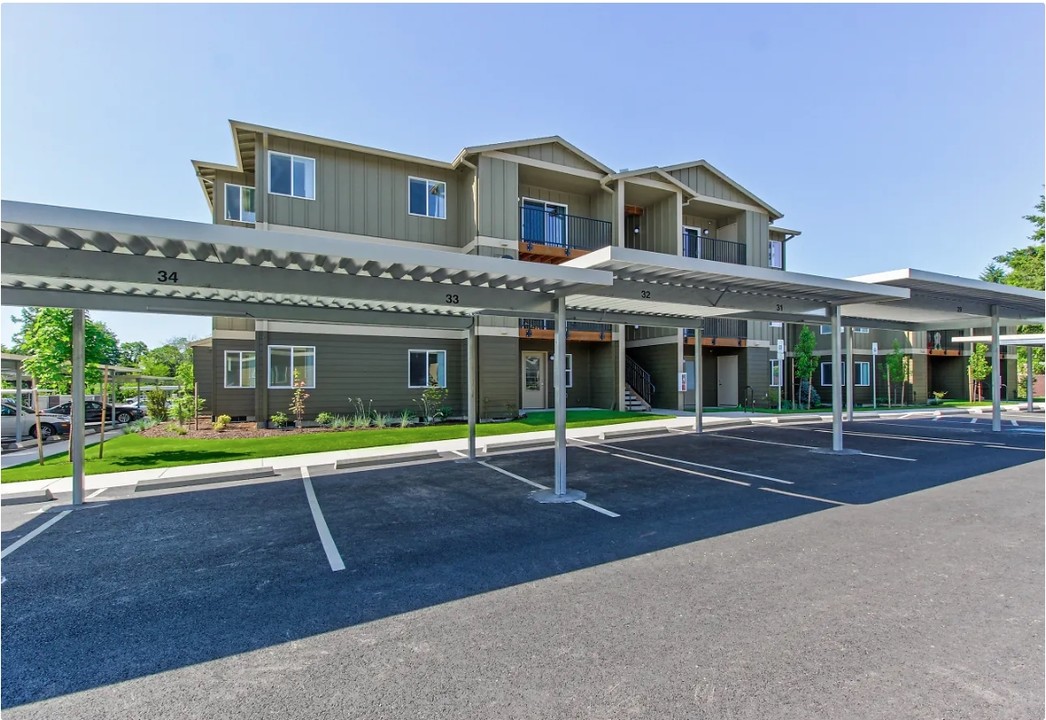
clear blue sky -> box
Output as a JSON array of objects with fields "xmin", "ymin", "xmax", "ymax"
[{"xmin": 2, "ymin": 3, "xmax": 1043, "ymax": 349}]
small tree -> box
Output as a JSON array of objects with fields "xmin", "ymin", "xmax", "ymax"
[
  {"xmin": 290, "ymin": 372, "xmax": 310, "ymax": 429},
  {"xmin": 145, "ymin": 389, "xmax": 169, "ymax": 421},
  {"xmin": 413, "ymin": 382, "xmax": 450, "ymax": 424},
  {"xmin": 968, "ymin": 343, "xmax": 991, "ymax": 401},
  {"xmin": 882, "ymin": 340, "xmax": 907, "ymax": 407},
  {"xmin": 793, "ymin": 326, "xmax": 818, "ymax": 409}
]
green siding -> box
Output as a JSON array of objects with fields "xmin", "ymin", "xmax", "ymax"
[
  {"xmin": 206, "ymin": 339, "xmax": 257, "ymax": 420},
  {"xmin": 590, "ymin": 341, "xmax": 620, "ymax": 410},
  {"xmin": 214, "ymin": 169, "xmax": 255, "ymax": 227},
  {"xmin": 627, "ymin": 194, "xmax": 677, "ymax": 255},
  {"xmin": 501, "ymin": 142, "xmax": 601, "ymax": 172},
  {"xmin": 479, "ymin": 335, "xmax": 518, "ymax": 418},
  {"xmin": 627, "ymin": 344, "xmax": 679, "ymax": 409},
  {"xmin": 478, "ymin": 156, "xmax": 519, "ymax": 240},
  {"xmin": 518, "ymin": 184, "xmax": 592, "ymax": 218},
  {"xmin": 738, "ymin": 210, "xmax": 770, "ymax": 269},
  {"xmin": 668, "ymin": 166, "xmax": 750, "ymax": 205}
]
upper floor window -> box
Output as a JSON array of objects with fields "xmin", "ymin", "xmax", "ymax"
[
  {"xmin": 769, "ymin": 239, "xmax": 783, "ymax": 269},
  {"xmin": 269, "ymin": 151, "xmax": 315, "ymax": 199},
  {"xmin": 408, "ymin": 178, "xmax": 447, "ymax": 219},
  {"xmin": 268, "ymin": 345, "xmax": 316, "ymax": 388},
  {"xmin": 224, "ymin": 184, "xmax": 256, "ymax": 223}
]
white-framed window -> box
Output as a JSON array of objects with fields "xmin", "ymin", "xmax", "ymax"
[
  {"xmin": 224, "ymin": 350, "xmax": 256, "ymax": 388},
  {"xmin": 819, "ymin": 325, "xmax": 832, "ymax": 335},
  {"xmin": 769, "ymin": 321, "xmax": 783, "ymax": 328},
  {"xmin": 551, "ymin": 353, "xmax": 573, "ymax": 388},
  {"xmin": 820, "ymin": 361, "xmax": 847, "ymax": 386},
  {"xmin": 770, "ymin": 358, "xmax": 782, "ymax": 387},
  {"xmin": 268, "ymin": 151, "xmax": 315, "ymax": 199},
  {"xmin": 683, "ymin": 226, "xmax": 705, "ymax": 258},
  {"xmin": 769, "ymin": 239, "xmax": 783, "ymax": 269},
  {"xmin": 408, "ymin": 350, "xmax": 447, "ymax": 388},
  {"xmin": 408, "ymin": 177, "xmax": 447, "ymax": 219},
  {"xmin": 268, "ymin": 346, "xmax": 316, "ymax": 388},
  {"xmin": 854, "ymin": 327, "xmax": 870, "ymax": 333},
  {"xmin": 224, "ymin": 184, "xmax": 256, "ymax": 223},
  {"xmin": 821, "ymin": 325, "xmax": 869, "ymax": 334},
  {"xmin": 855, "ymin": 361, "xmax": 871, "ymax": 386}
]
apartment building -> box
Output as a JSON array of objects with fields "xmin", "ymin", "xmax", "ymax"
[{"xmin": 190, "ymin": 121, "xmax": 1009, "ymax": 423}]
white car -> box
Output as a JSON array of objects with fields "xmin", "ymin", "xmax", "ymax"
[{"xmin": 1, "ymin": 402, "xmax": 72, "ymax": 444}]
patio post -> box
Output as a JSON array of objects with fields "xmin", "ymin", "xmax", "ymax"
[
  {"xmin": 467, "ymin": 318, "xmax": 477, "ymax": 460},
  {"xmin": 991, "ymin": 307, "xmax": 1001, "ymax": 431},
  {"xmin": 71, "ymin": 308, "xmax": 85, "ymax": 506},
  {"xmin": 694, "ymin": 325, "xmax": 703, "ymax": 433}
]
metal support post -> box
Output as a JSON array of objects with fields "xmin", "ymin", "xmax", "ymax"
[
  {"xmin": 846, "ymin": 326, "xmax": 854, "ymax": 422},
  {"xmin": 1027, "ymin": 345, "xmax": 1034, "ymax": 412},
  {"xmin": 694, "ymin": 326, "xmax": 703, "ymax": 433},
  {"xmin": 71, "ymin": 308, "xmax": 86, "ymax": 505},
  {"xmin": 991, "ymin": 307, "xmax": 1001, "ymax": 431},
  {"xmin": 812, "ymin": 306, "xmax": 858, "ymax": 455},
  {"xmin": 467, "ymin": 319, "xmax": 478, "ymax": 460},
  {"xmin": 14, "ymin": 365, "xmax": 23, "ymax": 443}
]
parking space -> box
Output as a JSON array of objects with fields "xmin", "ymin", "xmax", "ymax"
[{"xmin": 1, "ymin": 416, "xmax": 1042, "ymax": 718}]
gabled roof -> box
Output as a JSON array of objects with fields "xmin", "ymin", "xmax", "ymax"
[
  {"xmin": 661, "ymin": 159, "xmax": 782, "ymax": 219},
  {"xmin": 457, "ymin": 135, "xmax": 614, "ymax": 174},
  {"xmin": 605, "ymin": 168, "xmax": 699, "ymax": 198}
]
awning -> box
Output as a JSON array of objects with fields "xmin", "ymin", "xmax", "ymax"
[{"xmin": 951, "ymin": 333, "xmax": 1046, "ymax": 347}]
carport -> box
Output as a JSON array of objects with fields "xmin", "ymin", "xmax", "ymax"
[
  {"xmin": 1, "ymin": 353, "xmax": 29, "ymax": 442},
  {"xmin": 951, "ymin": 331, "xmax": 1045, "ymax": 414},
  {"xmin": 844, "ymin": 269, "xmax": 1045, "ymax": 431}
]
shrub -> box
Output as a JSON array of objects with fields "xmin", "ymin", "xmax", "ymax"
[
  {"xmin": 330, "ymin": 414, "xmax": 351, "ymax": 430},
  {"xmin": 373, "ymin": 413, "xmax": 393, "ymax": 430},
  {"xmin": 171, "ymin": 392, "xmax": 205, "ymax": 426},
  {"xmin": 316, "ymin": 412, "xmax": 335, "ymax": 427},
  {"xmin": 351, "ymin": 413, "xmax": 371, "ymax": 430},
  {"xmin": 796, "ymin": 379, "xmax": 821, "ymax": 407},
  {"xmin": 413, "ymin": 383, "xmax": 450, "ymax": 424},
  {"xmin": 270, "ymin": 411, "xmax": 289, "ymax": 428},
  {"xmin": 290, "ymin": 373, "xmax": 310, "ymax": 429},
  {"xmin": 125, "ymin": 418, "xmax": 158, "ymax": 434},
  {"xmin": 213, "ymin": 414, "xmax": 232, "ymax": 432},
  {"xmin": 145, "ymin": 389, "xmax": 169, "ymax": 422},
  {"xmin": 399, "ymin": 409, "xmax": 414, "ymax": 429}
]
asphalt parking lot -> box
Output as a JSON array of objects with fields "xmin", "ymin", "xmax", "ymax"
[{"xmin": 2, "ymin": 412, "xmax": 1043, "ymax": 719}]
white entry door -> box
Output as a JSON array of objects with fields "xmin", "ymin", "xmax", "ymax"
[
  {"xmin": 718, "ymin": 355, "xmax": 739, "ymax": 406},
  {"xmin": 521, "ymin": 351, "xmax": 547, "ymax": 409}
]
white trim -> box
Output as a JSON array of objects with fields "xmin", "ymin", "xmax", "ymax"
[
  {"xmin": 461, "ymin": 236, "xmax": 517, "ymax": 256},
  {"xmin": 407, "ymin": 176, "xmax": 447, "ymax": 220},
  {"xmin": 855, "ymin": 361, "xmax": 871, "ymax": 386},
  {"xmin": 223, "ymin": 183, "xmax": 257, "ymax": 224},
  {"xmin": 407, "ymin": 349, "xmax": 447, "ymax": 388},
  {"xmin": 768, "ymin": 239, "xmax": 783, "ymax": 269},
  {"xmin": 769, "ymin": 358, "xmax": 782, "ymax": 387},
  {"xmin": 268, "ymin": 150, "xmax": 316, "ymax": 200},
  {"xmin": 682, "ymin": 225, "xmax": 706, "ymax": 258},
  {"xmin": 267, "ymin": 345, "xmax": 316, "ymax": 388},
  {"xmin": 223, "ymin": 349, "xmax": 256, "ymax": 389},
  {"xmin": 266, "ymin": 321, "xmax": 465, "ymax": 340},
  {"xmin": 550, "ymin": 352, "xmax": 573, "ymax": 388}
]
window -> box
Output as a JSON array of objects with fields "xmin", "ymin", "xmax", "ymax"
[
  {"xmin": 769, "ymin": 321, "xmax": 783, "ymax": 328},
  {"xmin": 854, "ymin": 327, "xmax": 870, "ymax": 333},
  {"xmin": 769, "ymin": 239, "xmax": 783, "ymax": 269},
  {"xmin": 224, "ymin": 351, "xmax": 256, "ymax": 388},
  {"xmin": 551, "ymin": 353, "xmax": 573, "ymax": 388},
  {"xmin": 408, "ymin": 177, "xmax": 447, "ymax": 219},
  {"xmin": 683, "ymin": 226, "xmax": 704, "ymax": 258},
  {"xmin": 821, "ymin": 361, "xmax": 847, "ymax": 386},
  {"xmin": 268, "ymin": 151, "xmax": 315, "ymax": 199},
  {"xmin": 855, "ymin": 361, "xmax": 870, "ymax": 386},
  {"xmin": 268, "ymin": 346, "xmax": 316, "ymax": 388},
  {"xmin": 821, "ymin": 325, "xmax": 869, "ymax": 334},
  {"xmin": 770, "ymin": 359, "xmax": 782, "ymax": 387},
  {"xmin": 408, "ymin": 350, "xmax": 447, "ymax": 388},
  {"xmin": 521, "ymin": 198, "xmax": 568, "ymax": 246},
  {"xmin": 224, "ymin": 184, "xmax": 256, "ymax": 223}
]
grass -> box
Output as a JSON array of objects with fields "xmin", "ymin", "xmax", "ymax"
[{"xmin": 1, "ymin": 410, "xmax": 672, "ymax": 483}]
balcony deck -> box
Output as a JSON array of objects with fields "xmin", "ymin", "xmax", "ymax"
[{"xmin": 519, "ymin": 319, "xmax": 613, "ymax": 342}]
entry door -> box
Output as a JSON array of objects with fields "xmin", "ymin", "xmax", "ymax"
[
  {"xmin": 521, "ymin": 351, "xmax": 547, "ymax": 409},
  {"xmin": 718, "ymin": 355, "xmax": 739, "ymax": 406}
]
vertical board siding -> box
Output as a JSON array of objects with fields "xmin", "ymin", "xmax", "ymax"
[
  {"xmin": 502, "ymin": 142, "xmax": 599, "ymax": 172},
  {"xmin": 518, "ymin": 184, "xmax": 592, "ymax": 218},
  {"xmin": 627, "ymin": 194, "xmax": 678, "ymax": 256},
  {"xmin": 590, "ymin": 341, "xmax": 620, "ymax": 410},
  {"xmin": 479, "ymin": 336, "xmax": 519, "ymax": 418},
  {"xmin": 213, "ymin": 317, "xmax": 257, "ymax": 332},
  {"xmin": 739, "ymin": 210, "xmax": 770, "ymax": 269},
  {"xmin": 668, "ymin": 166, "xmax": 746, "ymax": 204},
  {"xmin": 262, "ymin": 136, "xmax": 461, "ymax": 246},
  {"xmin": 478, "ymin": 156, "xmax": 519, "ymax": 240}
]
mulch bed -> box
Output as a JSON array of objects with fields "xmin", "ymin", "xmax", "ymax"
[{"xmin": 140, "ymin": 420, "xmax": 334, "ymax": 440}]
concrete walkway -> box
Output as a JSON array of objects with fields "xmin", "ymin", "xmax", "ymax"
[{"xmin": 1, "ymin": 405, "xmax": 1038, "ymax": 498}]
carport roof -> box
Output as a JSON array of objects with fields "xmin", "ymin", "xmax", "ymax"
[
  {"xmin": 0, "ymin": 202, "xmax": 613, "ymax": 328},
  {"xmin": 951, "ymin": 333, "xmax": 1046, "ymax": 347},
  {"xmin": 560, "ymin": 246, "xmax": 910, "ymax": 327},
  {"xmin": 842, "ymin": 268, "xmax": 1045, "ymax": 330}
]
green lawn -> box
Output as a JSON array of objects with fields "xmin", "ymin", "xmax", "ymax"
[{"xmin": 1, "ymin": 410, "xmax": 672, "ymax": 483}]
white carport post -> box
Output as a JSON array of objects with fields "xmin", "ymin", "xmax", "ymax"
[
  {"xmin": 991, "ymin": 306, "xmax": 1001, "ymax": 431},
  {"xmin": 694, "ymin": 325, "xmax": 703, "ymax": 433},
  {"xmin": 71, "ymin": 308, "xmax": 86, "ymax": 506},
  {"xmin": 1027, "ymin": 346, "xmax": 1035, "ymax": 412},
  {"xmin": 830, "ymin": 306, "xmax": 844, "ymax": 451},
  {"xmin": 467, "ymin": 318, "xmax": 478, "ymax": 460},
  {"xmin": 845, "ymin": 325, "xmax": 854, "ymax": 422},
  {"xmin": 14, "ymin": 364, "xmax": 23, "ymax": 443}
]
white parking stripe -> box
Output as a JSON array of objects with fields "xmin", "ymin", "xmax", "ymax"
[
  {"xmin": 758, "ymin": 487, "xmax": 850, "ymax": 506},
  {"xmin": 474, "ymin": 457, "xmax": 619, "ymax": 517},
  {"xmin": 970, "ymin": 418, "xmax": 977, "ymax": 424},
  {"xmin": 1, "ymin": 510, "xmax": 72, "ymax": 560},
  {"xmin": 724, "ymin": 428, "xmax": 915, "ymax": 462},
  {"xmin": 301, "ymin": 467, "xmax": 345, "ymax": 572},
  {"xmin": 87, "ymin": 488, "xmax": 106, "ymax": 500},
  {"xmin": 1011, "ymin": 420, "xmax": 1019, "ymax": 427},
  {"xmin": 603, "ymin": 450, "xmax": 752, "ymax": 487},
  {"xmin": 810, "ymin": 427, "xmax": 1040, "ymax": 452},
  {"xmin": 572, "ymin": 437, "xmax": 794, "ymax": 485},
  {"xmin": 712, "ymin": 433, "xmax": 817, "ymax": 451},
  {"xmin": 574, "ymin": 500, "xmax": 621, "ymax": 518}
]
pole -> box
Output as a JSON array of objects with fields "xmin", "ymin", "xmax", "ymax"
[
  {"xmin": 98, "ymin": 367, "xmax": 107, "ymax": 459},
  {"xmin": 14, "ymin": 365, "xmax": 23, "ymax": 443},
  {"xmin": 694, "ymin": 326, "xmax": 703, "ymax": 433},
  {"xmin": 71, "ymin": 308, "xmax": 86, "ymax": 505},
  {"xmin": 32, "ymin": 387, "xmax": 44, "ymax": 465},
  {"xmin": 990, "ymin": 307, "xmax": 1001, "ymax": 432},
  {"xmin": 830, "ymin": 305, "xmax": 843, "ymax": 451},
  {"xmin": 845, "ymin": 326, "xmax": 854, "ymax": 422},
  {"xmin": 467, "ymin": 319, "xmax": 477, "ymax": 460},
  {"xmin": 1026, "ymin": 345, "xmax": 1034, "ymax": 412},
  {"xmin": 194, "ymin": 382, "xmax": 199, "ymax": 431},
  {"xmin": 553, "ymin": 298, "xmax": 567, "ymax": 495}
]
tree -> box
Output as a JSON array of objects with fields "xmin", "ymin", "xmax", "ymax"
[
  {"xmin": 979, "ymin": 263, "xmax": 1006, "ymax": 283},
  {"xmin": 119, "ymin": 341, "xmax": 149, "ymax": 366},
  {"xmin": 882, "ymin": 339, "xmax": 907, "ymax": 407},
  {"xmin": 968, "ymin": 343, "xmax": 990, "ymax": 401},
  {"xmin": 13, "ymin": 308, "xmax": 120, "ymax": 392},
  {"xmin": 793, "ymin": 326, "xmax": 818, "ymax": 409},
  {"xmin": 140, "ymin": 337, "xmax": 193, "ymax": 377}
]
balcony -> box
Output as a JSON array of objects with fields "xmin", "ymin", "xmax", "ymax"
[
  {"xmin": 684, "ymin": 318, "xmax": 748, "ymax": 345},
  {"xmin": 519, "ymin": 319, "xmax": 613, "ymax": 342},
  {"xmin": 518, "ymin": 204, "xmax": 612, "ymax": 263},
  {"xmin": 682, "ymin": 231, "xmax": 746, "ymax": 265}
]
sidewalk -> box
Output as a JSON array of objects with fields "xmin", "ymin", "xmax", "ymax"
[{"xmin": 0, "ymin": 405, "xmax": 1035, "ymax": 498}]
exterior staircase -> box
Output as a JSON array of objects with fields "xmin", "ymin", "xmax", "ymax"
[
  {"xmin": 624, "ymin": 384, "xmax": 652, "ymax": 412},
  {"xmin": 624, "ymin": 356, "xmax": 655, "ymax": 412}
]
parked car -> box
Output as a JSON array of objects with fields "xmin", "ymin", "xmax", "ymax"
[
  {"xmin": 48, "ymin": 400, "xmax": 144, "ymax": 425},
  {"xmin": 0, "ymin": 403, "xmax": 72, "ymax": 441}
]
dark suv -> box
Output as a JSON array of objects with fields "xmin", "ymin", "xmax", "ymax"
[{"xmin": 49, "ymin": 400, "xmax": 144, "ymax": 425}]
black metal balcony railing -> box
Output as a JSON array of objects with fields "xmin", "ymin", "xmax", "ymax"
[
  {"xmin": 519, "ymin": 205, "xmax": 612, "ymax": 254},
  {"xmin": 682, "ymin": 232, "xmax": 747, "ymax": 265},
  {"xmin": 684, "ymin": 318, "xmax": 748, "ymax": 339},
  {"xmin": 520, "ymin": 319, "xmax": 612, "ymax": 339}
]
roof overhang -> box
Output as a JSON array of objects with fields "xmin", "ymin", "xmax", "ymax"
[
  {"xmin": 951, "ymin": 333, "xmax": 1046, "ymax": 347},
  {"xmin": 0, "ymin": 202, "xmax": 613, "ymax": 329},
  {"xmin": 843, "ymin": 268, "xmax": 1045, "ymax": 331},
  {"xmin": 559, "ymin": 246, "xmax": 909, "ymax": 328}
]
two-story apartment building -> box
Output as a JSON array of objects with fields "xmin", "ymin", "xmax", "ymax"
[{"xmin": 189, "ymin": 120, "xmax": 1013, "ymax": 423}]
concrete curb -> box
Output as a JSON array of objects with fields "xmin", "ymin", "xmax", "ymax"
[
  {"xmin": 135, "ymin": 467, "xmax": 277, "ymax": 492},
  {"xmin": 334, "ymin": 450, "xmax": 442, "ymax": 470},
  {"xmin": 1, "ymin": 488, "xmax": 55, "ymax": 505}
]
